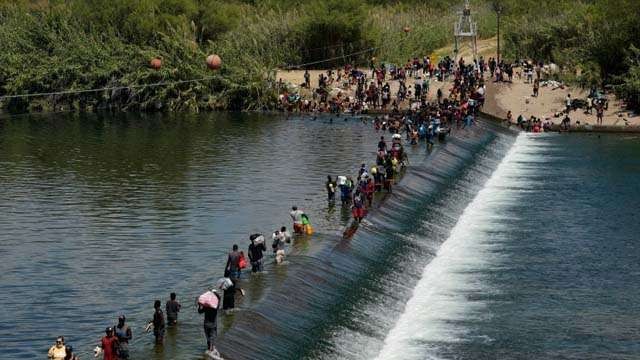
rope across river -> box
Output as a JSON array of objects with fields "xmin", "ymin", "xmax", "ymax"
[{"xmin": 0, "ymin": 34, "xmax": 415, "ymax": 102}]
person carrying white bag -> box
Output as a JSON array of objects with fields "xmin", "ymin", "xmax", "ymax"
[{"xmin": 198, "ymin": 289, "xmax": 221, "ymax": 358}]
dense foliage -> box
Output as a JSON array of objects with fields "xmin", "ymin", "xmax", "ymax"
[
  {"xmin": 1, "ymin": 0, "xmax": 638, "ymax": 112},
  {"xmin": 0, "ymin": 0, "xmax": 498, "ymax": 112},
  {"xmin": 499, "ymin": 0, "xmax": 640, "ymax": 109}
]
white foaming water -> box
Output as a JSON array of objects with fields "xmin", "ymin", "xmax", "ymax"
[{"xmin": 374, "ymin": 133, "xmax": 532, "ymax": 360}]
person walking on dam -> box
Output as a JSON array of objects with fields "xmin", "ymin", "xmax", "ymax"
[
  {"xmin": 225, "ymin": 244, "xmax": 242, "ymax": 280},
  {"xmin": 248, "ymin": 234, "xmax": 266, "ymax": 272}
]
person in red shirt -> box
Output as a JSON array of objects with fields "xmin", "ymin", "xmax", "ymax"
[
  {"xmin": 364, "ymin": 176, "xmax": 375, "ymax": 207},
  {"xmin": 98, "ymin": 327, "xmax": 118, "ymax": 360}
]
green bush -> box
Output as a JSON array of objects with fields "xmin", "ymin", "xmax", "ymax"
[
  {"xmin": 6, "ymin": 0, "xmax": 636, "ymax": 112},
  {"xmin": 501, "ymin": 0, "xmax": 640, "ymax": 110},
  {"xmin": 615, "ymin": 46, "xmax": 640, "ymax": 110}
]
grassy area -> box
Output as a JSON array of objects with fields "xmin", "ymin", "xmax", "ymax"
[{"xmin": 0, "ymin": 0, "xmax": 498, "ymax": 112}]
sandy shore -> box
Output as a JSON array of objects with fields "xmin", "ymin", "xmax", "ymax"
[
  {"xmin": 276, "ymin": 36, "xmax": 639, "ymax": 130},
  {"xmin": 482, "ymin": 75, "xmax": 640, "ymax": 128}
]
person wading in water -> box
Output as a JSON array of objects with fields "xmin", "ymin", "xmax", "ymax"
[
  {"xmin": 198, "ymin": 292, "xmax": 221, "ymax": 358},
  {"xmin": 290, "ymin": 206, "xmax": 305, "ymax": 234},
  {"xmin": 97, "ymin": 327, "xmax": 118, "ymax": 360},
  {"xmin": 225, "ymin": 244, "xmax": 242, "ymax": 280},
  {"xmin": 48, "ymin": 336, "xmax": 66, "ymax": 360},
  {"xmin": 326, "ymin": 175, "xmax": 337, "ymax": 202},
  {"xmin": 114, "ymin": 315, "xmax": 132, "ymax": 359},
  {"xmin": 148, "ymin": 300, "xmax": 165, "ymax": 345},
  {"xmin": 165, "ymin": 293, "xmax": 181, "ymax": 326},
  {"xmin": 248, "ymin": 234, "xmax": 266, "ymax": 272}
]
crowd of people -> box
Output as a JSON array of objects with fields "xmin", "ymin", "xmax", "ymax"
[
  {"xmin": 318, "ymin": 57, "xmax": 488, "ymax": 225},
  {"xmin": 49, "ymin": 54, "xmax": 489, "ymax": 360},
  {"xmin": 504, "ymin": 60, "xmax": 611, "ymax": 132},
  {"xmin": 48, "ymin": 210, "xmax": 313, "ymax": 360},
  {"xmin": 47, "ymin": 292, "xmax": 180, "ymax": 360},
  {"xmin": 278, "ymin": 54, "xmax": 487, "ymax": 116}
]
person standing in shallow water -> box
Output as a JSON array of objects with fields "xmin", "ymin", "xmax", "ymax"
[
  {"xmin": 48, "ymin": 336, "xmax": 66, "ymax": 360},
  {"xmin": 114, "ymin": 315, "xmax": 132, "ymax": 359},
  {"xmin": 290, "ymin": 206, "xmax": 304, "ymax": 234},
  {"xmin": 352, "ymin": 190, "xmax": 365, "ymax": 222},
  {"xmin": 326, "ymin": 175, "xmax": 336, "ymax": 202},
  {"xmin": 225, "ymin": 244, "xmax": 242, "ymax": 280},
  {"xmin": 165, "ymin": 292, "xmax": 181, "ymax": 326},
  {"xmin": 63, "ymin": 345, "xmax": 79, "ymax": 360},
  {"xmin": 98, "ymin": 327, "xmax": 118, "ymax": 360},
  {"xmin": 248, "ymin": 234, "xmax": 266, "ymax": 272},
  {"xmin": 150, "ymin": 300, "xmax": 165, "ymax": 345}
]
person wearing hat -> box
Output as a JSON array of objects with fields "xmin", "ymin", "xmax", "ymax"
[
  {"xmin": 98, "ymin": 327, "xmax": 118, "ymax": 360},
  {"xmin": 114, "ymin": 315, "xmax": 132, "ymax": 359},
  {"xmin": 47, "ymin": 336, "xmax": 66, "ymax": 360}
]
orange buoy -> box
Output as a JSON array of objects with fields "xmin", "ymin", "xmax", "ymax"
[
  {"xmin": 206, "ymin": 54, "xmax": 222, "ymax": 70},
  {"xmin": 403, "ymin": 26, "xmax": 411, "ymax": 33},
  {"xmin": 150, "ymin": 58, "xmax": 162, "ymax": 70}
]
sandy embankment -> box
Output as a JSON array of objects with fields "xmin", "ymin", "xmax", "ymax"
[
  {"xmin": 276, "ymin": 37, "xmax": 639, "ymax": 129},
  {"xmin": 483, "ymin": 76, "xmax": 640, "ymax": 128}
]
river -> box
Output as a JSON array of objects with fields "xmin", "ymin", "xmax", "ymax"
[{"xmin": 1, "ymin": 113, "xmax": 639, "ymax": 359}]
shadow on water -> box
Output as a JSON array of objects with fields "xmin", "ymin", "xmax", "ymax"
[{"xmin": 213, "ymin": 121, "xmax": 518, "ymax": 360}]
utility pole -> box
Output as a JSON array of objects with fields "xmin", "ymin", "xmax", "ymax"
[{"xmin": 493, "ymin": 2, "xmax": 503, "ymax": 64}]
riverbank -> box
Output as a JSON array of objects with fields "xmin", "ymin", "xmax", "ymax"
[
  {"xmin": 482, "ymin": 73, "xmax": 640, "ymax": 131},
  {"xmin": 276, "ymin": 67, "xmax": 640, "ymax": 132}
]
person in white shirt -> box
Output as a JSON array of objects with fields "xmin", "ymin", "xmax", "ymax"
[
  {"xmin": 272, "ymin": 227, "xmax": 290, "ymax": 264},
  {"xmin": 290, "ymin": 206, "xmax": 304, "ymax": 234}
]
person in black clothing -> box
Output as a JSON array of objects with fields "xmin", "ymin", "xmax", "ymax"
[
  {"xmin": 377, "ymin": 136, "xmax": 387, "ymax": 151},
  {"xmin": 165, "ymin": 293, "xmax": 181, "ymax": 325},
  {"xmin": 64, "ymin": 345, "xmax": 79, "ymax": 360},
  {"xmin": 303, "ymin": 69, "xmax": 310, "ymax": 88},
  {"xmin": 222, "ymin": 275, "xmax": 244, "ymax": 310},
  {"xmin": 248, "ymin": 234, "xmax": 266, "ymax": 272},
  {"xmin": 197, "ymin": 293, "xmax": 220, "ymax": 354},
  {"xmin": 325, "ymin": 175, "xmax": 336, "ymax": 202},
  {"xmin": 150, "ymin": 300, "xmax": 165, "ymax": 345},
  {"xmin": 384, "ymin": 163, "xmax": 394, "ymax": 193}
]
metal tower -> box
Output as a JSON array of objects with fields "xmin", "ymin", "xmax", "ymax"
[{"xmin": 453, "ymin": 0, "xmax": 478, "ymax": 62}]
